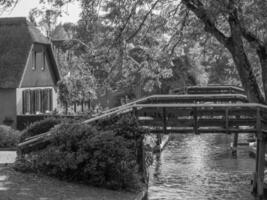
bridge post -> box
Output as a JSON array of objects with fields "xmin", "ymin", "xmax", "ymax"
[
  {"xmin": 252, "ymin": 107, "xmax": 265, "ymax": 198},
  {"xmin": 193, "ymin": 107, "xmax": 199, "ymax": 134},
  {"xmin": 232, "ymin": 109, "xmax": 239, "ymax": 157},
  {"xmin": 225, "ymin": 108, "xmax": 229, "ymax": 134},
  {"xmin": 252, "ymin": 139, "xmax": 260, "ymax": 194},
  {"xmin": 162, "ymin": 108, "xmax": 167, "ymax": 135}
]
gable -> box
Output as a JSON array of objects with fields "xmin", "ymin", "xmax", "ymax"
[
  {"xmin": 0, "ymin": 17, "xmax": 58, "ymax": 88},
  {"xmin": 20, "ymin": 44, "xmax": 58, "ymax": 88}
]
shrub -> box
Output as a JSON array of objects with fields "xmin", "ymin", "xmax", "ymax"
[
  {"xmin": 113, "ymin": 114, "xmax": 146, "ymax": 140},
  {"xmin": 0, "ymin": 125, "xmax": 21, "ymax": 148},
  {"xmin": 20, "ymin": 117, "xmax": 61, "ymax": 142},
  {"xmin": 15, "ymin": 122, "xmax": 143, "ymax": 191}
]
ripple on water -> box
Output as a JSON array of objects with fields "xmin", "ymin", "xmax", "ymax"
[{"xmin": 148, "ymin": 134, "xmax": 256, "ymax": 200}]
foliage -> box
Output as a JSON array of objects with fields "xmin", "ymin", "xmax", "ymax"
[
  {"xmin": 11, "ymin": 0, "xmax": 267, "ymax": 104},
  {"xmin": 16, "ymin": 122, "xmax": 143, "ymax": 191},
  {"xmin": 20, "ymin": 117, "xmax": 61, "ymax": 142},
  {"xmin": 32, "ymin": 0, "xmax": 209, "ymax": 109},
  {"xmin": 0, "ymin": 125, "xmax": 21, "ymax": 148},
  {"xmin": 0, "ymin": 0, "xmax": 18, "ymax": 13}
]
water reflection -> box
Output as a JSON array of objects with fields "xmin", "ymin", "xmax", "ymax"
[{"xmin": 148, "ymin": 134, "xmax": 256, "ymax": 200}]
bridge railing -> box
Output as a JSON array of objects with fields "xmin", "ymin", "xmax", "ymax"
[
  {"xmin": 172, "ymin": 85, "xmax": 246, "ymax": 95},
  {"xmin": 18, "ymin": 102, "xmax": 267, "ymax": 154},
  {"xmin": 96, "ymin": 93, "xmax": 248, "ymax": 118},
  {"xmin": 135, "ymin": 103, "xmax": 267, "ymax": 136}
]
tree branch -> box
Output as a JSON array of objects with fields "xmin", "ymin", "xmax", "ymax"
[
  {"xmin": 114, "ymin": 0, "xmax": 142, "ymax": 42},
  {"xmin": 126, "ymin": 0, "xmax": 161, "ymax": 42},
  {"xmin": 181, "ymin": 0, "xmax": 230, "ymax": 46}
]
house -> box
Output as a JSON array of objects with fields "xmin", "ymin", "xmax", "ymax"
[{"xmin": 0, "ymin": 17, "xmax": 61, "ymax": 128}]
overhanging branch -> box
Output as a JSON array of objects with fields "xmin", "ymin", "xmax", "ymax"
[{"xmin": 181, "ymin": 0, "xmax": 230, "ymax": 46}]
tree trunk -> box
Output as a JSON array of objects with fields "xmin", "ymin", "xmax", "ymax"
[
  {"xmin": 227, "ymin": 43, "xmax": 264, "ymax": 103},
  {"xmin": 181, "ymin": 0, "xmax": 264, "ymax": 103},
  {"xmin": 257, "ymin": 47, "xmax": 267, "ymax": 101},
  {"xmin": 227, "ymin": 11, "xmax": 264, "ymax": 103}
]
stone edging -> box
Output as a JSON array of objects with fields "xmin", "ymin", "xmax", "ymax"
[{"xmin": 0, "ymin": 148, "xmax": 17, "ymax": 151}]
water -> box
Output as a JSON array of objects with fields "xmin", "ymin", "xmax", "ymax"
[{"xmin": 148, "ymin": 134, "xmax": 257, "ymax": 200}]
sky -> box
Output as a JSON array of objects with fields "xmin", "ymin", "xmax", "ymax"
[{"xmin": 1, "ymin": 0, "xmax": 81, "ymax": 23}]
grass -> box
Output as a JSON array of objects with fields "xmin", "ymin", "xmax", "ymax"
[{"xmin": 0, "ymin": 165, "xmax": 141, "ymax": 200}]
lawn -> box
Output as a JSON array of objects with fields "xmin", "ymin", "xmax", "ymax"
[{"xmin": 0, "ymin": 165, "xmax": 140, "ymax": 200}]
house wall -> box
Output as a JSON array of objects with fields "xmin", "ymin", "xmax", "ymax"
[
  {"xmin": 17, "ymin": 43, "xmax": 59, "ymax": 115},
  {"xmin": 20, "ymin": 44, "xmax": 57, "ymax": 88},
  {"xmin": 0, "ymin": 88, "xmax": 17, "ymax": 128},
  {"xmin": 16, "ymin": 87, "xmax": 58, "ymax": 115}
]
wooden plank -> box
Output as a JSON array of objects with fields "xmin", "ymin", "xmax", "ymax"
[
  {"xmin": 147, "ymin": 128, "xmax": 257, "ymax": 134},
  {"xmin": 139, "ymin": 118, "xmax": 257, "ymax": 128},
  {"xmin": 198, "ymin": 119, "xmax": 225, "ymax": 127},
  {"xmin": 252, "ymin": 139, "xmax": 260, "ymax": 194},
  {"xmin": 138, "ymin": 107, "xmax": 192, "ymax": 119},
  {"xmin": 138, "ymin": 119, "xmax": 194, "ymax": 127},
  {"xmin": 134, "ymin": 103, "xmax": 267, "ymax": 109},
  {"xmin": 229, "ymin": 119, "xmax": 256, "ymax": 126},
  {"xmin": 141, "ymin": 95, "xmax": 248, "ymax": 104}
]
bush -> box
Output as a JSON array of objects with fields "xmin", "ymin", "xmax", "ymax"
[
  {"xmin": 0, "ymin": 125, "xmax": 21, "ymax": 148},
  {"xmin": 15, "ymin": 115, "xmax": 148, "ymax": 190},
  {"xmin": 20, "ymin": 117, "xmax": 61, "ymax": 142},
  {"xmin": 16, "ymin": 122, "xmax": 142, "ymax": 191}
]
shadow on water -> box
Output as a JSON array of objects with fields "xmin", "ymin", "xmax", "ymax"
[{"xmin": 147, "ymin": 134, "xmax": 263, "ymax": 200}]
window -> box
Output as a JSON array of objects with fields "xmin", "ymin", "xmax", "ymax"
[
  {"xmin": 32, "ymin": 51, "xmax": 45, "ymax": 70},
  {"xmin": 32, "ymin": 51, "xmax": 37, "ymax": 70},
  {"xmin": 41, "ymin": 52, "xmax": 46, "ymax": 71},
  {"xmin": 22, "ymin": 89, "xmax": 53, "ymax": 114}
]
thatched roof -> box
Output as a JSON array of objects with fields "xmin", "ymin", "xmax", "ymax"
[{"xmin": 0, "ymin": 17, "xmax": 60, "ymax": 88}]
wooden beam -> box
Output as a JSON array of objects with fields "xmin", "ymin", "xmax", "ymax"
[
  {"xmin": 257, "ymin": 139, "xmax": 265, "ymax": 198},
  {"xmin": 252, "ymin": 139, "xmax": 260, "ymax": 195},
  {"xmin": 255, "ymin": 107, "xmax": 265, "ymax": 197}
]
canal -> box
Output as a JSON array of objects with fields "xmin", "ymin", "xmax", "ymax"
[{"xmin": 148, "ymin": 134, "xmax": 256, "ymax": 200}]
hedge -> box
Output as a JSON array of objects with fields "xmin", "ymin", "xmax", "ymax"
[{"xmin": 15, "ymin": 115, "xmax": 147, "ymax": 191}]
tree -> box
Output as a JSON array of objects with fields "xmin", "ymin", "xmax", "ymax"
[
  {"xmin": 180, "ymin": 0, "xmax": 267, "ymax": 103},
  {"xmin": 0, "ymin": 0, "xmax": 19, "ymax": 15},
  {"xmin": 36, "ymin": 0, "xmax": 209, "ymax": 105}
]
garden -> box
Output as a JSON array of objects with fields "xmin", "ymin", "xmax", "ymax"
[{"xmin": 0, "ymin": 114, "xmax": 153, "ymax": 200}]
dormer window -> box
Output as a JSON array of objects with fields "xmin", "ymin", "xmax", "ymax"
[
  {"xmin": 41, "ymin": 52, "xmax": 46, "ymax": 71},
  {"xmin": 32, "ymin": 51, "xmax": 45, "ymax": 70},
  {"xmin": 32, "ymin": 51, "xmax": 37, "ymax": 70}
]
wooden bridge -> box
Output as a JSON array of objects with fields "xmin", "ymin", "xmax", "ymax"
[{"xmin": 18, "ymin": 85, "xmax": 267, "ymax": 198}]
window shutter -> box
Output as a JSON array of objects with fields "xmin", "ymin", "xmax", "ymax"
[
  {"xmin": 37, "ymin": 90, "xmax": 41, "ymax": 112},
  {"xmin": 27, "ymin": 89, "xmax": 30, "ymax": 114},
  {"xmin": 22, "ymin": 90, "xmax": 25, "ymax": 114},
  {"xmin": 43, "ymin": 89, "xmax": 48, "ymax": 112},
  {"xmin": 30, "ymin": 90, "xmax": 33, "ymax": 114},
  {"xmin": 40, "ymin": 90, "xmax": 43, "ymax": 113},
  {"xmin": 49, "ymin": 89, "xmax": 53, "ymax": 111}
]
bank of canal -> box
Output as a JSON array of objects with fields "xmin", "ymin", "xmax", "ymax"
[{"xmin": 148, "ymin": 134, "xmax": 257, "ymax": 200}]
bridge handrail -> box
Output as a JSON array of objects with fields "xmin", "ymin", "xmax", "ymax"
[
  {"xmin": 133, "ymin": 103, "xmax": 267, "ymax": 109},
  {"xmin": 98, "ymin": 93, "xmax": 248, "ymax": 117},
  {"xmin": 172, "ymin": 85, "xmax": 245, "ymax": 94},
  {"xmin": 83, "ymin": 102, "xmax": 267, "ymax": 125}
]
